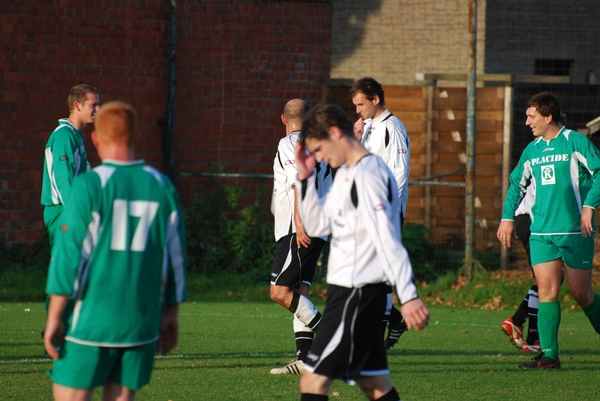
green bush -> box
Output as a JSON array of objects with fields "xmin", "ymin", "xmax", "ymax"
[
  {"xmin": 0, "ymin": 235, "xmax": 50, "ymax": 302},
  {"xmin": 184, "ymin": 185, "xmax": 466, "ymax": 284},
  {"xmin": 0, "ymin": 234, "xmax": 50, "ymax": 269},
  {"xmin": 184, "ymin": 168, "xmax": 276, "ymax": 280},
  {"xmin": 402, "ymin": 222, "xmax": 464, "ymax": 282}
]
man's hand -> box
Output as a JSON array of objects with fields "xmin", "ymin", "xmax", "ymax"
[
  {"xmin": 581, "ymin": 207, "xmax": 595, "ymax": 238},
  {"xmin": 400, "ymin": 298, "xmax": 429, "ymax": 331},
  {"xmin": 44, "ymin": 295, "xmax": 68, "ymax": 359},
  {"xmin": 293, "ymin": 186, "xmax": 311, "ymax": 248},
  {"xmin": 44, "ymin": 317, "xmax": 64, "ymax": 359},
  {"xmin": 294, "ymin": 215, "xmax": 311, "ymax": 248},
  {"xmin": 157, "ymin": 304, "xmax": 179, "ymax": 355},
  {"xmin": 294, "ymin": 142, "xmax": 316, "ymax": 181},
  {"xmin": 496, "ymin": 220, "xmax": 516, "ymax": 248},
  {"xmin": 353, "ymin": 118, "xmax": 364, "ymax": 140}
]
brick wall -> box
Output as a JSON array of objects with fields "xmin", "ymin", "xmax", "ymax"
[
  {"xmin": 330, "ymin": 0, "xmax": 600, "ymax": 86},
  {"xmin": 330, "ymin": 0, "xmax": 487, "ymax": 86},
  {"xmin": 485, "ymin": 1, "xmax": 600, "ymax": 84},
  {"xmin": 0, "ymin": 0, "xmax": 332, "ymax": 246},
  {"xmin": 174, "ymin": 0, "xmax": 332, "ymax": 207}
]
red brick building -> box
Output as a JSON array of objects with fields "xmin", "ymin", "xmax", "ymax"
[{"xmin": 0, "ymin": 0, "xmax": 332, "ymax": 245}]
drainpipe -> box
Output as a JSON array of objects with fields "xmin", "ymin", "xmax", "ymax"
[{"xmin": 163, "ymin": 0, "xmax": 177, "ymax": 182}]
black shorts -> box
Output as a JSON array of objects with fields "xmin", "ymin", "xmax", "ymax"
[
  {"xmin": 270, "ymin": 234, "xmax": 325, "ymax": 289},
  {"xmin": 304, "ymin": 283, "xmax": 389, "ymax": 382},
  {"xmin": 514, "ymin": 214, "xmax": 531, "ymax": 266}
]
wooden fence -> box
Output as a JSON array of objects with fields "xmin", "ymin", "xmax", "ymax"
[{"xmin": 322, "ymin": 82, "xmax": 508, "ymax": 259}]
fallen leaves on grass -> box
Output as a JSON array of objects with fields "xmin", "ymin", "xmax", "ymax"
[{"xmin": 481, "ymin": 296, "xmax": 503, "ymax": 310}]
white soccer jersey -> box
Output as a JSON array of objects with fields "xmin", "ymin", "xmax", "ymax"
[
  {"xmin": 362, "ymin": 109, "xmax": 410, "ymax": 216},
  {"xmin": 298, "ymin": 154, "xmax": 418, "ymax": 304},
  {"xmin": 271, "ymin": 130, "xmax": 332, "ymax": 241}
]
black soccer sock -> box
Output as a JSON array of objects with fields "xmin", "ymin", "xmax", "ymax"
[
  {"xmin": 526, "ymin": 315, "xmax": 539, "ymax": 343},
  {"xmin": 526, "ymin": 285, "xmax": 539, "ymax": 343},
  {"xmin": 388, "ymin": 306, "xmax": 405, "ymax": 328},
  {"xmin": 511, "ymin": 288, "xmax": 531, "ymax": 327},
  {"xmin": 295, "ymin": 331, "xmax": 314, "ymax": 362},
  {"xmin": 375, "ymin": 387, "xmax": 401, "ymax": 401},
  {"xmin": 300, "ymin": 394, "xmax": 328, "ymax": 401}
]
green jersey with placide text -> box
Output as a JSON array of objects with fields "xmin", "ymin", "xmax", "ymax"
[
  {"xmin": 501, "ymin": 127, "xmax": 600, "ymax": 235},
  {"xmin": 46, "ymin": 160, "xmax": 187, "ymax": 347},
  {"xmin": 41, "ymin": 119, "xmax": 91, "ymax": 208}
]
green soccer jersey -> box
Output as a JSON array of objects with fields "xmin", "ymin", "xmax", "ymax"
[
  {"xmin": 46, "ymin": 160, "xmax": 188, "ymax": 347},
  {"xmin": 502, "ymin": 127, "xmax": 600, "ymax": 235},
  {"xmin": 41, "ymin": 119, "xmax": 91, "ymax": 208}
]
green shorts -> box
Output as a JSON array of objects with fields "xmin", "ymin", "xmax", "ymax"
[
  {"xmin": 43, "ymin": 205, "xmax": 64, "ymax": 248},
  {"xmin": 530, "ymin": 234, "xmax": 594, "ymax": 269},
  {"xmin": 52, "ymin": 340, "xmax": 157, "ymax": 391}
]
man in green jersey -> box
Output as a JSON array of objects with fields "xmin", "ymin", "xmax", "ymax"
[
  {"xmin": 40, "ymin": 84, "xmax": 100, "ymax": 355},
  {"xmin": 41, "ymin": 84, "xmax": 100, "ymax": 247},
  {"xmin": 44, "ymin": 101, "xmax": 187, "ymax": 400},
  {"xmin": 497, "ymin": 92, "xmax": 600, "ymax": 369}
]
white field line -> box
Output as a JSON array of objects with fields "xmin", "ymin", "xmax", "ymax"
[{"xmin": 0, "ymin": 352, "xmax": 297, "ymax": 365}]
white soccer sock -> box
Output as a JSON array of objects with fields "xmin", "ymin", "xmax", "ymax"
[
  {"xmin": 294, "ymin": 295, "xmax": 321, "ymax": 329},
  {"xmin": 294, "ymin": 314, "xmax": 313, "ymax": 334},
  {"xmin": 528, "ymin": 287, "xmax": 539, "ymax": 310}
]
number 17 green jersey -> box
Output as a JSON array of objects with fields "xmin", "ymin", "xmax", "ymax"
[{"xmin": 46, "ymin": 160, "xmax": 187, "ymax": 347}]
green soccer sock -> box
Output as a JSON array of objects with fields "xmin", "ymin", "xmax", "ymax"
[
  {"xmin": 538, "ymin": 301, "xmax": 561, "ymax": 360},
  {"xmin": 582, "ymin": 293, "xmax": 600, "ymax": 336}
]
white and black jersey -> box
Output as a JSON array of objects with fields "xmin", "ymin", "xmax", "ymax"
[
  {"xmin": 514, "ymin": 184, "xmax": 534, "ymax": 218},
  {"xmin": 298, "ymin": 153, "xmax": 418, "ymax": 304},
  {"xmin": 271, "ymin": 130, "xmax": 332, "ymax": 241},
  {"xmin": 362, "ymin": 109, "xmax": 410, "ymax": 217}
]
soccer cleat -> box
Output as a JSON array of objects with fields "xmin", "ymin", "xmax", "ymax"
[
  {"xmin": 501, "ymin": 317, "xmax": 523, "ymax": 349},
  {"xmin": 270, "ymin": 359, "xmax": 304, "ymax": 375},
  {"xmin": 385, "ymin": 322, "xmax": 408, "ymax": 350},
  {"xmin": 519, "ymin": 353, "xmax": 561, "ymax": 369},
  {"xmin": 523, "ymin": 340, "xmax": 541, "ymax": 353}
]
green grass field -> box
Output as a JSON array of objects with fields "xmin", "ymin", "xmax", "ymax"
[{"xmin": 2, "ymin": 302, "xmax": 600, "ymax": 400}]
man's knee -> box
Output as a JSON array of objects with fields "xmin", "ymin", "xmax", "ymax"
[
  {"xmin": 53, "ymin": 383, "xmax": 92, "ymax": 401},
  {"xmin": 270, "ymin": 285, "xmax": 292, "ymax": 306},
  {"xmin": 567, "ymin": 269, "xmax": 594, "ymax": 306},
  {"xmin": 356, "ymin": 375, "xmax": 393, "ymax": 400},
  {"xmin": 300, "ymin": 371, "xmax": 331, "ymax": 395},
  {"xmin": 537, "ymin": 284, "xmax": 560, "ymax": 302},
  {"xmin": 571, "ymin": 286, "xmax": 595, "ymax": 307},
  {"xmin": 103, "ymin": 381, "xmax": 136, "ymax": 401}
]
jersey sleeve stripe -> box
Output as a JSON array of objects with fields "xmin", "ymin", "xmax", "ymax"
[
  {"xmin": 45, "ymin": 147, "xmax": 63, "ymax": 205},
  {"xmin": 166, "ymin": 210, "xmax": 186, "ymax": 303}
]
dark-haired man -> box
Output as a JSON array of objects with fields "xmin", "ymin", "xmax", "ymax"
[
  {"xmin": 350, "ymin": 77, "xmax": 410, "ymax": 349},
  {"xmin": 295, "ymin": 103, "xmax": 428, "ymax": 401},
  {"xmin": 498, "ymin": 92, "xmax": 600, "ymax": 369}
]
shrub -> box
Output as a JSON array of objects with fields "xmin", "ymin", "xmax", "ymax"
[
  {"xmin": 185, "ymin": 167, "xmax": 276, "ymax": 280},
  {"xmin": 0, "ymin": 235, "xmax": 50, "ymax": 302},
  {"xmin": 402, "ymin": 222, "xmax": 464, "ymax": 282}
]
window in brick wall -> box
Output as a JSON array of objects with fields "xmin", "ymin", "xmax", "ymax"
[{"xmin": 534, "ymin": 59, "xmax": 573, "ymax": 76}]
